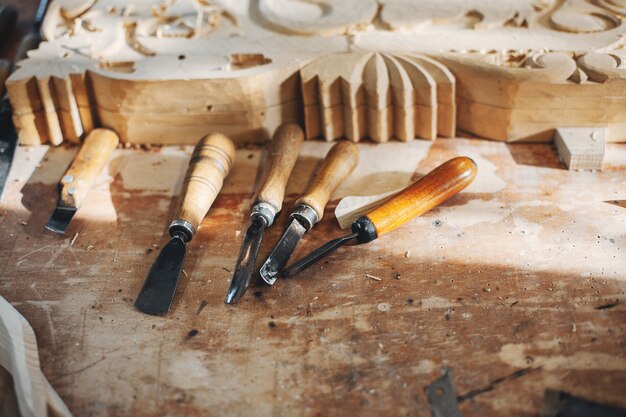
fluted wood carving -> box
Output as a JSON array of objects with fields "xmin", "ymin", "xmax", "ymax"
[{"xmin": 6, "ymin": 0, "xmax": 626, "ymax": 145}]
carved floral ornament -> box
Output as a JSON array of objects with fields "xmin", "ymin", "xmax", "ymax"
[
  {"xmin": 6, "ymin": 0, "xmax": 626, "ymax": 145},
  {"xmin": 38, "ymin": 0, "xmax": 626, "ymax": 67}
]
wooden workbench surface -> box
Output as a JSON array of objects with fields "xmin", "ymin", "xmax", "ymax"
[{"xmin": 0, "ymin": 138, "xmax": 625, "ymax": 416}]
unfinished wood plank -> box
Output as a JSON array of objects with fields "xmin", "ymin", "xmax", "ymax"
[{"xmin": 554, "ymin": 127, "xmax": 605, "ymax": 170}]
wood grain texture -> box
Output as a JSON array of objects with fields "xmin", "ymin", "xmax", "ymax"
[
  {"xmin": 59, "ymin": 128, "xmax": 118, "ymax": 209},
  {"xmin": 296, "ymin": 141, "xmax": 359, "ymax": 221},
  {"xmin": 0, "ymin": 297, "xmax": 73, "ymax": 417},
  {"xmin": 254, "ymin": 124, "xmax": 304, "ymax": 214},
  {"xmin": 367, "ymin": 157, "xmax": 477, "ymax": 237},
  {"xmin": 554, "ymin": 127, "xmax": 605, "ymax": 170},
  {"xmin": 6, "ymin": 0, "xmax": 626, "ymax": 145},
  {"xmin": 175, "ymin": 133, "xmax": 235, "ymax": 234},
  {"xmin": 0, "ymin": 139, "xmax": 625, "ymax": 417}
]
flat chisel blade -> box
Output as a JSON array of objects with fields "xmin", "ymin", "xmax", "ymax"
[
  {"xmin": 135, "ymin": 236, "xmax": 187, "ymax": 315},
  {"xmin": 226, "ymin": 216, "xmax": 267, "ymax": 304},
  {"xmin": 260, "ymin": 218, "xmax": 307, "ymax": 285},
  {"xmin": 44, "ymin": 205, "xmax": 77, "ymax": 234}
]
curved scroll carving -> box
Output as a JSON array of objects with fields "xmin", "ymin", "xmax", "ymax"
[
  {"xmin": 300, "ymin": 52, "xmax": 455, "ymax": 142},
  {"xmin": 379, "ymin": 0, "xmax": 541, "ymax": 30},
  {"xmin": 549, "ymin": 0, "xmax": 624, "ymax": 33},
  {"xmin": 255, "ymin": 0, "xmax": 378, "ymax": 36}
]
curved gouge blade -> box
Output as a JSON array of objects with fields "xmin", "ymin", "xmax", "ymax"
[
  {"xmin": 226, "ymin": 124, "xmax": 304, "ymax": 303},
  {"xmin": 44, "ymin": 206, "xmax": 77, "ymax": 234},
  {"xmin": 135, "ymin": 236, "xmax": 187, "ymax": 315},
  {"xmin": 260, "ymin": 218, "xmax": 307, "ymax": 285},
  {"xmin": 225, "ymin": 216, "xmax": 267, "ymax": 304},
  {"xmin": 282, "ymin": 232, "xmax": 358, "ymax": 278}
]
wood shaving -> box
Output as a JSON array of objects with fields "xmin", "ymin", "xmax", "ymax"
[
  {"xmin": 182, "ymin": 269, "xmax": 188, "ymax": 278},
  {"xmin": 405, "ymin": 250, "xmax": 411, "ymax": 258},
  {"xmin": 366, "ymin": 274, "xmax": 381, "ymax": 281},
  {"xmin": 70, "ymin": 233, "xmax": 79, "ymax": 246},
  {"xmin": 19, "ymin": 221, "xmax": 27, "ymax": 226}
]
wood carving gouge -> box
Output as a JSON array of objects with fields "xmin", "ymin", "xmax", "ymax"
[
  {"xmin": 45, "ymin": 128, "xmax": 119, "ymax": 234},
  {"xmin": 225, "ymin": 124, "xmax": 304, "ymax": 304},
  {"xmin": 282, "ymin": 157, "xmax": 478, "ymax": 277},
  {"xmin": 135, "ymin": 133, "xmax": 235, "ymax": 315},
  {"xmin": 259, "ymin": 141, "xmax": 360, "ymax": 285}
]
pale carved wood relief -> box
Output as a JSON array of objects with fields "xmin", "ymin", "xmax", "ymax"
[{"xmin": 6, "ymin": 0, "xmax": 626, "ymax": 145}]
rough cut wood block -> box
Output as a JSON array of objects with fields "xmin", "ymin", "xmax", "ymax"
[{"xmin": 554, "ymin": 127, "xmax": 605, "ymax": 171}]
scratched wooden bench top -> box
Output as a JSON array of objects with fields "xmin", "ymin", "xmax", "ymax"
[{"xmin": 0, "ymin": 138, "xmax": 624, "ymax": 417}]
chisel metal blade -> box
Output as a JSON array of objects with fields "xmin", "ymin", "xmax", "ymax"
[
  {"xmin": 135, "ymin": 236, "xmax": 187, "ymax": 315},
  {"xmin": 282, "ymin": 232, "xmax": 358, "ymax": 278},
  {"xmin": 225, "ymin": 216, "xmax": 267, "ymax": 304},
  {"xmin": 260, "ymin": 219, "xmax": 307, "ymax": 285},
  {"xmin": 44, "ymin": 205, "xmax": 77, "ymax": 234}
]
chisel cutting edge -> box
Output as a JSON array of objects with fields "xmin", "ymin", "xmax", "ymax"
[
  {"xmin": 225, "ymin": 124, "xmax": 304, "ymax": 304},
  {"xmin": 45, "ymin": 129, "xmax": 119, "ymax": 234},
  {"xmin": 260, "ymin": 141, "xmax": 360, "ymax": 285},
  {"xmin": 282, "ymin": 157, "xmax": 478, "ymax": 277},
  {"xmin": 135, "ymin": 133, "xmax": 235, "ymax": 315}
]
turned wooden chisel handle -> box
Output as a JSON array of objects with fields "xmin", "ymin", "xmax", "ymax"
[
  {"xmin": 353, "ymin": 157, "xmax": 477, "ymax": 242},
  {"xmin": 59, "ymin": 128, "xmax": 119, "ymax": 208},
  {"xmin": 253, "ymin": 124, "xmax": 304, "ymax": 223},
  {"xmin": 171, "ymin": 133, "xmax": 235, "ymax": 241},
  {"xmin": 296, "ymin": 141, "xmax": 359, "ymax": 222}
]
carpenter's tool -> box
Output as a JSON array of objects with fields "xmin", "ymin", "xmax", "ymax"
[
  {"xmin": 45, "ymin": 128, "xmax": 119, "ymax": 234},
  {"xmin": 282, "ymin": 157, "xmax": 477, "ymax": 277},
  {"xmin": 135, "ymin": 133, "xmax": 235, "ymax": 315},
  {"xmin": 225, "ymin": 124, "xmax": 303, "ymax": 304},
  {"xmin": 259, "ymin": 141, "xmax": 359, "ymax": 285},
  {"xmin": 0, "ymin": 0, "xmax": 49, "ymax": 202}
]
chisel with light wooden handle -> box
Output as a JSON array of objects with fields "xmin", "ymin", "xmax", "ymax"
[
  {"xmin": 226, "ymin": 124, "xmax": 304, "ymax": 304},
  {"xmin": 259, "ymin": 141, "xmax": 360, "ymax": 285},
  {"xmin": 282, "ymin": 157, "xmax": 478, "ymax": 277},
  {"xmin": 45, "ymin": 128, "xmax": 119, "ymax": 234},
  {"xmin": 135, "ymin": 133, "xmax": 235, "ymax": 315}
]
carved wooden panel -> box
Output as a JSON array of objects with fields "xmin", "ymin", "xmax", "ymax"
[{"xmin": 7, "ymin": 0, "xmax": 626, "ymax": 145}]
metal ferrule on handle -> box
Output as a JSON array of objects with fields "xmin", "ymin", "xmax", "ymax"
[
  {"xmin": 251, "ymin": 202, "xmax": 277, "ymax": 228},
  {"xmin": 169, "ymin": 219, "xmax": 195, "ymax": 242},
  {"xmin": 290, "ymin": 204, "xmax": 319, "ymax": 231}
]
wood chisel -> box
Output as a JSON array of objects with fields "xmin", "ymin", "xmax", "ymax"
[
  {"xmin": 135, "ymin": 133, "xmax": 235, "ymax": 315},
  {"xmin": 260, "ymin": 141, "xmax": 359, "ymax": 285},
  {"xmin": 225, "ymin": 124, "xmax": 304, "ymax": 304},
  {"xmin": 282, "ymin": 157, "xmax": 478, "ymax": 277},
  {"xmin": 45, "ymin": 128, "xmax": 119, "ymax": 234}
]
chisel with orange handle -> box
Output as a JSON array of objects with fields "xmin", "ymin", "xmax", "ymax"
[{"xmin": 282, "ymin": 157, "xmax": 477, "ymax": 277}]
